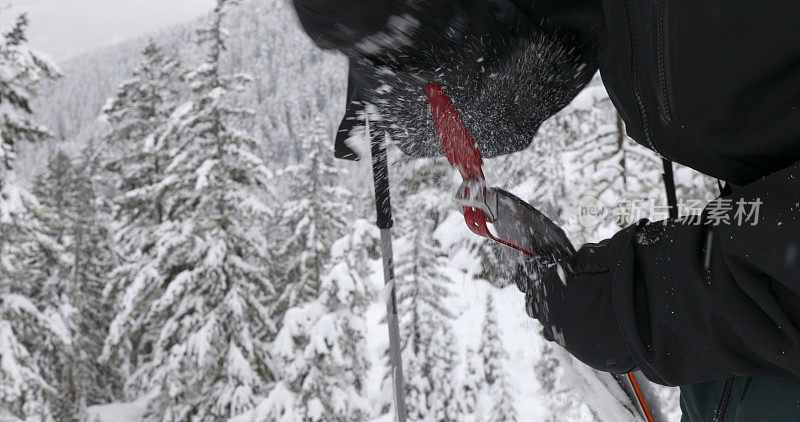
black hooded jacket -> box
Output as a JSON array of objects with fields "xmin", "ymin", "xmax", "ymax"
[
  {"xmin": 592, "ymin": 0, "xmax": 800, "ymax": 387},
  {"xmin": 293, "ymin": 0, "xmax": 800, "ymax": 389}
]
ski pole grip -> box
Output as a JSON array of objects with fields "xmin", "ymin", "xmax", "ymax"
[{"xmin": 372, "ymin": 137, "xmax": 394, "ymax": 229}]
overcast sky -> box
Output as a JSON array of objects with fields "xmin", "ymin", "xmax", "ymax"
[{"xmin": 0, "ymin": 0, "xmax": 217, "ymax": 61}]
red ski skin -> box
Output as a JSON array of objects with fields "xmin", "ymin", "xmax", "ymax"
[{"xmin": 426, "ymin": 82, "xmax": 655, "ymax": 422}]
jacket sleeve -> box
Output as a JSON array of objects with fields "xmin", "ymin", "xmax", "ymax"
[{"xmin": 608, "ymin": 162, "xmax": 800, "ymax": 386}]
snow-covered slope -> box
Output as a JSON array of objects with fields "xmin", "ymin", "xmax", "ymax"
[
  {"xmin": 87, "ymin": 396, "xmax": 149, "ymax": 422},
  {"xmin": 30, "ymin": 0, "xmax": 346, "ymax": 164},
  {"xmin": 0, "ymin": 0, "xmax": 216, "ymax": 61}
]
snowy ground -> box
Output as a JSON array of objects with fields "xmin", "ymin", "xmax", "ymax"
[{"xmin": 87, "ymin": 396, "xmax": 149, "ymax": 422}]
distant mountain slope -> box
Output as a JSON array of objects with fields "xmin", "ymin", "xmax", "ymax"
[{"xmin": 31, "ymin": 0, "xmax": 347, "ymax": 164}]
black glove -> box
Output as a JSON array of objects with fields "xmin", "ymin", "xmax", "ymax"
[{"xmin": 518, "ymin": 241, "xmax": 637, "ymax": 374}]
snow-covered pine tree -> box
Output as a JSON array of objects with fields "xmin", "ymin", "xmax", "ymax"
[
  {"xmin": 461, "ymin": 347, "xmax": 481, "ymax": 416},
  {"xmin": 63, "ymin": 144, "xmax": 123, "ymax": 412},
  {"xmin": 16, "ymin": 150, "xmax": 79, "ymax": 420},
  {"xmin": 403, "ymin": 352, "xmax": 430, "ymax": 422},
  {"xmin": 474, "ymin": 239, "xmax": 512, "ymax": 289},
  {"xmin": 275, "ymin": 117, "xmax": 352, "ymax": 312},
  {"xmin": 1, "ymin": 158, "xmax": 68, "ymax": 421},
  {"xmin": 534, "ymin": 343, "xmax": 587, "ymax": 422},
  {"xmin": 486, "ymin": 369, "xmax": 518, "ymax": 422},
  {"xmin": 101, "ymin": 39, "xmax": 182, "ymax": 216},
  {"xmin": 479, "ymin": 295, "xmax": 517, "ymax": 422},
  {"xmin": 390, "ymin": 152, "xmax": 453, "ymax": 224},
  {"xmin": 485, "ymin": 118, "xmax": 567, "ymax": 221},
  {"xmin": 673, "ymin": 162, "xmax": 718, "ymax": 212},
  {"xmin": 307, "ymin": 222, "xmax": 375, "ymax": 420},
  {"xmin": 0, "ymin": 10, "xmax": 61, "ymax": 298},
  {"xmin": 479, "ymin": 295, "xmax": 505, "ymax": 387},
  {"xmin": 534, "ymin": 342, "xmax": 558, "ymax": 396},
  {"xmin": 0, "ymin": 295, "xmax": 59, "ymax": 420},
  {"xmin": 0, "ymin": 13, "xmax": 60, "ymax": 180},
  {"xmin": 392, "ymin": 215, "xmax": 455, "ymax": 421},
  {"xmin": 99, "ymin": 40, "xmax": 183, "ymax": 379},
  {"xmin": 261, "ymin": 220, "xmax": 376, "ymax": 421},
  {"xmin": 103, "ymin": 1, "xmax": 276, "ymax": 419},
  {"xmin": 17, "ymin": 151, "xmax": 71, "ymax": 309},
  {"xmin": 0, "ymin": 13, "xmax": 62, "ymax": 421},
  {"xmin": 559, "ymin": 81, "xmax": 663, "ymax": 242},
  {"xmin": 12, "ymin": 146, "xmax": 121, "ymax": 420},
  {"xmin": 429, "ymin": 327, "xmax": 463, "ymax": 422},
  {"xmin": 563, "ymin": 80, "xmax": 716, "ymax": 226}
]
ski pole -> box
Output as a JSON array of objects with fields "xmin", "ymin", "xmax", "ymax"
[{"xmin": 368, "ymin": 120, "xmax": 408, "ymax": 422}]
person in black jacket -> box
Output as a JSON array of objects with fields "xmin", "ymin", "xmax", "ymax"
[{"xmin": 291, "ymin": 0, "xmax": 800, "ymax": 420}]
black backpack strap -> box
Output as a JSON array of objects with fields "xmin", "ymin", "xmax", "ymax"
[
  {"xmin": 717, "ymin": 179, "xmax": 733, "ymax": 196},
  {"xmin": 662, "ymin": 158, "xmax": 679, "ymax": 219}
]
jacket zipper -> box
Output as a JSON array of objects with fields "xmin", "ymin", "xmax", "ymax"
[
  {"xmin": 656, "ymin": 0, "xmax": 675, "ymax": 123},
  {"xmin": 622, "ymin": 0, "xmax": 659, "ymax": 154},
  {"xmin": 714, "ymin": 377, "xmax": 735, "ymax": 421}
]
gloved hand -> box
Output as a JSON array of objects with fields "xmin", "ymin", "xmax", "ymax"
[{"xmin": 517, "ymin": 241, "xmax": 637, "ymax": 374}]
